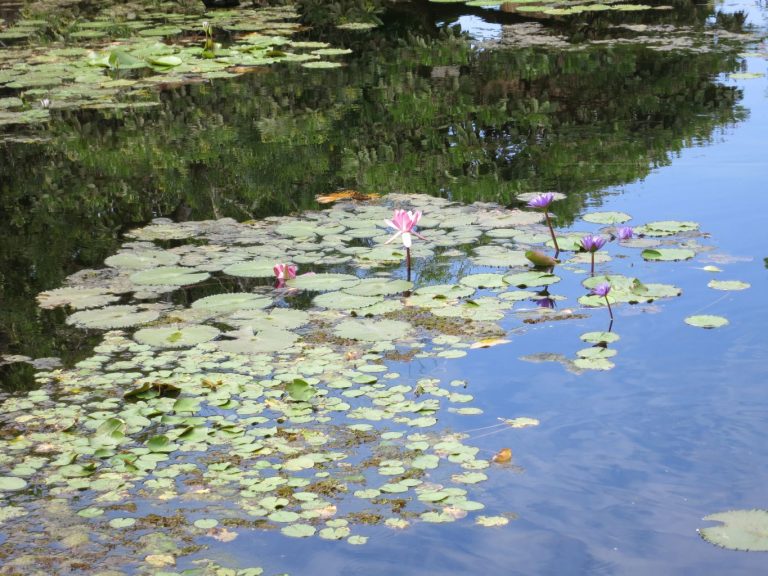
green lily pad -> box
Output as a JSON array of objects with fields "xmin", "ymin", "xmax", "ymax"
[
  {"xmin": 194, "ymin": 518, "xmax": 219, "ymax": 529},
  {"xmin": 67, "ymin": 305, "xmax": 160, "ymax": 329},
  {"xmin": 37, "ymin": 287, "xmax": 120, "ymax": 310},
  {"xmin": 286, "ymin": 379, "xmax": 316, "ymax": 402},
  {"xmin": 334, "ymin": 319, "xmax": 411, "ymax": 342},
  {"xmin": 131, "ymin": 266, "xmax": 210, "ymax": 286},
  {"xmin": 0, "ymin": 476, "xmax": 27, "ymax": 491},
  {"xmin": 580, "ymin": 331, "xmax": 620, "ymax": 344},
  {"xmin": 105, "ymin": 250, "xmax": 180, "ymax": 269},
  {"xmin": 460, "ymin": 274, "xmax": 508, "ymax": 289},
  {"xmin": 476, "ymin": 515, "xmax": 510, "ymax": 527},
  {"xmin": 191, "ymin": 293, "xmax": 272, "ymax": 314},
  {"xmin": 287, "ymin": 273, "xmax": 360, "ymax": 291},
  {"xmin": 636, "ymin": 220, "xmax": 699, "ymax": 236},
  {"xmin": 218, "ymin": 327, "xmax": 299, "ymax": 353},
  {"xmin": 700, "ymin": 510, "xmax": 768, "ymax": 551},
  {"xmin": 281, "ymin": 524, "xmax": 316, "ymax": 537},
  {"xmin": 344, "ymin": 278, "xmax": 413, "ymax": 296},
  {"xmin": 684, "ymin": 315, "xmax": 729, "ymax": 329},
  {"xmin": 642, "ymin": 248, "xmax": 695, "ymax": 261},
  {"xmin": 582, "ymin": 211, "xmax": 632, "ymax": 224},
  {"xmin": 134, "ymin": 325, "xmax": 221, "ymax": 348},
  {"xmin": 503, "ymin": 271, "xmax": 560, "ymax": 288},
  {"xmin": 707, "ymin": 280, "xmax": 750, "ymax": 291},
  {"xmin": 313, "ymin": 291, "xmax": 382, "ymax": 310},
  {"xmin": 222, "ymin": 260, "xmax": 277, "ymax": 278}
]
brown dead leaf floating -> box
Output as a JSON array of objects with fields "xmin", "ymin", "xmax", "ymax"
[{"xmin": 315, "ymin": 189, "xmax": 381, "ymax": 204}]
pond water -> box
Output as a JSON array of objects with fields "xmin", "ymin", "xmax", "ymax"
[{"xmin": 0, "ymin": 0, "xmax": 767, "ymax": 574}]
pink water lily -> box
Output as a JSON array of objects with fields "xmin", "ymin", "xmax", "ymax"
[
  {"xmin": 273, "ymin": 263, "xmax": 297, "ymax": 288},
  {"xmin": 384, "ymin": 209, "xmax": 426, "ymax": 248}
]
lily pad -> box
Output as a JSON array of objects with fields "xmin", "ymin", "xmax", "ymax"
[
  {"xmin": 684, "ymin": 315, "xmax": 729, "ymax": 329},
  {"xmin": 700, "ymin": 510, "xmax": 768, "ymax": 551},
  {"xmin": 334, "ymin": 319, "xmax": 411, "ymax": 342},
  {"xmin": 287, "ymin": 273, "xmax": 360, "ymax": 291},
  {"xmin": 66, "ymin": 305, "xmax": 159, "ymax": 329},
  {"xmin": 582, "ymin": 211, "xmax": 632, "ymax": 224},
  {"xmin": 37, "ymin": 287, "xmax": 120, "ymax": 310},
  {"xmin": 133, "ymin": 325, "xmax": 221, "ymax": 348},
  {"xmin": 641, "ymin": 248, "xmax": 695, "ymax": 261},
  {"xmin": 503, "ymin": 271, "xmax": 560, "ymax": 288},
  {"xmin": 0, "ymin": 476, "xmax": 27, "ymax": 491},
  {"xmin": 191, "ymin": 293, "xmax": 272, "ymax": 314},
  {"xmin": 223, "ymin": 260, "xmax": 277, "ymax": 278},
  {"xmin": 131, "ymin": 266, "xmax": 210, "ymax": 286},
  {"xmin": 707, "ymin": 280, "xmax": 750, "ymax": 291}
]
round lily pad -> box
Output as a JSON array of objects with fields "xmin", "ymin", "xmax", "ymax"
[
  {"xmin": 343, "ymin": 278, "xmax": 413, "ymax": 296},
  {"xmin": 684, "ymin": 315, "xmax": 729, "ymax": 329},
  {"xmin": 191, "ymin": 293, "xmax": 272, "ymax": 314},
  {"xmin": 0, "ymin": 476, "xmax": 27, "ymax": 491},
  {"xmin": 707, "ymin": 280, "xmax": 750, "ymax": 291},
  {"xmin": 700, "ymin": 510, "xmax": 768, "ymax": 551},
  {"xmin": 222, "ymin": 260, "xmax": 276, "ymax": 278},
  {"xmin": 641, "ymin": 248, "xmax": 695, "ymax": 261},
  {"xmin": 37, "ymin": 287, "xmax": 120, "ymax": 310},
  {"xmin": 130, "ymin": 266, "xmax": 210, "ymax": 286},
  {"xmin": 582, "ymin": 211, "xmax": 631, "ymax": 224},
  {"xmin": 134, "ymin": 325, "xmax": 221, "ymax": 348},
  {"xmin": 460, "ymin": 274, "xmax": 507, "ymax": 289},
  {"xmin": 287, "ymin": 273, "xmax": 360, "ymax": 291},
  {"xmin": 105, "ymin": 250, "xmax": 180, "ymax": 270},
  {"xmin": 67, "ymin": 305, "xmax": 160, "ymax": 329},
  {"xmin": 313, "ymin": 291, "xmax": 383, "ymax": 310},
  {"xmin": 503, "ymin": 271, "xmax": 560, "ymax": 288},
  {"xmin": 334, "ymin": 319, "xmax": 411, "ymax": 342}
]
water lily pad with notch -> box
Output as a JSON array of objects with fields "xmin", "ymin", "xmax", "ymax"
[
  {"xmin": 334, "ymin": 319, "xmax": 411, "ymax": 342},
  {"xmin": 105, "ymin": 250, "xmax": 181, "ymax": 269},
  {"xmin": 227, "ymin": 308, "xmax": 310, "ymax": 331},
  {"xmin": 641, "ymin": 248, "xmax": 695, "ymax": 261},
  {"xmin": 313, "ymin": 291, "xmax": 383, "ymax": 310},
  {"xmin": 67, "ymin": 305, "xmax": 160, "ymax": 329},
  {"xmin": 460, "ymin": 274, "xmax": 507, "ymax": 289},
  {"xmin": 582, "ymin": 211, "xmax": 632, "ymax": 224},
  {"xmin": 133, "ymin": 325, "xmax": 221, "ymax": 348},
  {"xmin": 503, "ymin": 271, "xmax": 560, "ymax": 288},
  {"xmin": 707, "ymin": 280, "xmax": 750, "ymax": 291},
  {"xmin": 287, "ymin": 273, "xmax": 360, "ymax": 291},
  {"xmin": 684, "ymin": 315, "xmax": 729, "ymax": 329},
  {"xmin": 130, "ymin": 266, "xmax": 210, "ymax": 286},
  {"xmin": 37, "ymin": 287, "xmax": 120, "ymax": 310},
  {"xmin": 218, "ymin": 327, "xmax": 299, "ymax": 353},
  {"xmin": 343, "ymin": 278, "xmax": 413, "ymax": 296},
  {"xmin": 636, "ymin": 220, "xmax": 699, "ymax": 236},
  {"xmin": 222, "ymin": 260, "xmax": 276, "ymax": 278},
  {"xmin": 191, "ymin": 293, "xmax": 272, "ymax": 314},
  {"xmin": 699, "ymin": 509, "xmax": 768, "ymax": 551}
]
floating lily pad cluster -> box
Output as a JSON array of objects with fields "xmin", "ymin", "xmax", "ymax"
[
  {"xmin": 1, "ymin": 193, "xmax": 749, "ymax": 571},
  {"xmin": 0, "ymin": 4, "xmax": 353, "ymax": 129}
]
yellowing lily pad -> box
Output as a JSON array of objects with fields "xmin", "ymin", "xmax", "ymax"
[
  {"xmin": 684, "ymin": 315, "xmax": 729, "ymax": 329},
  {"xmin": 700, "ymin": 510, "xmax": 768, "ymax": 551}
]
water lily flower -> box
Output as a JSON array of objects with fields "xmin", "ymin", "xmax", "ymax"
[
  {"xmin": 590, "ymin": 282, "xmax": 613, "ymax": 319},
  {"xmin": 580, "ymin": 234, "xmax": 607, "ymax": 252},
  {"xmin": 617, "ymin": 226, "xmax": 634, "ymax": 241},
  {"xmin": 526, "ymin": 193, "xmax": 560, "ymax": 253},
  {"xmin": 581, "ymin": 234, "xmax": 607, "ymax": 276},
  {"xmin": 526, "ymin": 192, "xmax": 556, "ymax": 209},
  {"xmin": 40, "ymin": 98, "xmax": 50, "ymax": 109},
  {"xmin": 273, "ymin": 263, "xmax": 297, "ymax": 288},
  {"xmin": 384, "ymin": 209, "xmax": 426, "ymax": 248}
]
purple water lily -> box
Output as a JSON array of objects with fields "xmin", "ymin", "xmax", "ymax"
[
  {"xmin": 617, "ymin": 226, "xmax": 634, "ymax": 241},
  {"xmin": 590, "ymin": 282, "xmax": 613, "ymax": 319},
  {"xmin": 526, "ymin": 192, "xmax": 556, "ymax": 209},
  {"xmin": 526, "ymin": 192, "xmax": 560, "ymax": 253},
  {"xmin": 581, "ymin": 234, "xmax": 607, "ymax": 276}
]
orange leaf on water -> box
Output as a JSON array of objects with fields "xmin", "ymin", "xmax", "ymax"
[
  {"xmin": 315, "ymin": 189, "xmax": 381, "ymax": 204},
  {"xmin": 491, "ymin": 448, "xmax": 513, "ymax": 463}
]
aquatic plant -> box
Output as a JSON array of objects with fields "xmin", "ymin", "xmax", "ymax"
[
  {"xmin": 590, "ymin": 282, "xmax": 613, "ymax": 319},
  {"xmin": 580, "ymin": 234, "xmax": 607, "ymax": 276},
  {"xmin": 384, "ymin": 208, "xmax": 426, "ymax": 280},
  {"xmin": 273, "ymin": 262, "xmax": 298, "ymax": 288},
  {"xmin": 526, "ymin": 193, "xmax": 560, "ymax": 254},
  {"xmin": 617, "ymin": 226, "xmax": 634, "ymax": 241}
]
